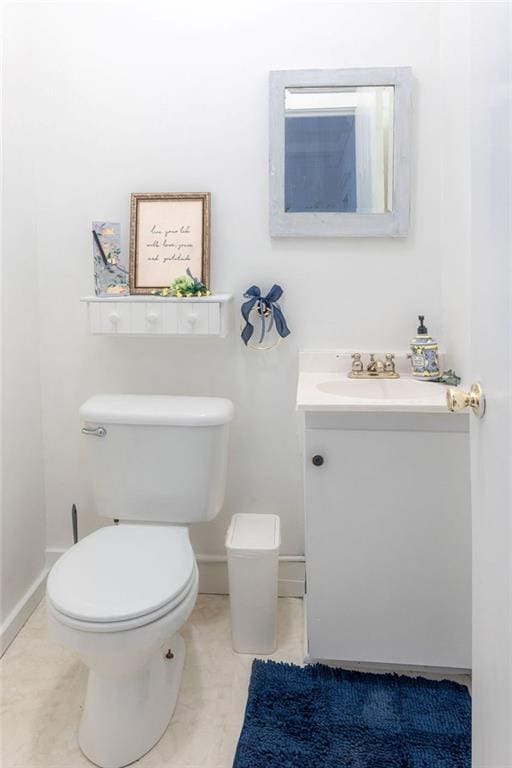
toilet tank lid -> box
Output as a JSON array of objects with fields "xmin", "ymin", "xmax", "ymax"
[{"xmin": 80, "ymin": 394, "xmax": 234, "ymax": 427}]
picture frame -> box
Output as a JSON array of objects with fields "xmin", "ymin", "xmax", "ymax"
[{"xmin": 129, "ymin": 192, "xmax": 210, "ymax": 294}]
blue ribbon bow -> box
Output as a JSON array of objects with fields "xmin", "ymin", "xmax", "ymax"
[{"xmin": 241, "ymin": 284, "xmax": 291, "ymax": 346}]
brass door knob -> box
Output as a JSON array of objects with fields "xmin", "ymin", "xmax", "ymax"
[{"xmin": 446, "ymin": 382, "xmax": 486, "ymax": 418}]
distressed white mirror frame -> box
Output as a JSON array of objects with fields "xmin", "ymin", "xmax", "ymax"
[{"xmin": 269, "ymin": 67, "xmax": 412, "ymax": 237}]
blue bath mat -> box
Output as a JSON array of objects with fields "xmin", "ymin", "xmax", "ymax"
[{"xmin": 233, "ymin": 660, "xmax": 471, "ymax": 768}]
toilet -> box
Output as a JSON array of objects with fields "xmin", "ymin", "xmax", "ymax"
[{"xmin": 46, "ymin": 394, "xmax": 234, "ymax": 768}]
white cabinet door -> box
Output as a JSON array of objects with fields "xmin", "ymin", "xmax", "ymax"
[{"xmin": 304, "ymin": 415, "xmax": 470, "ymax": 668}]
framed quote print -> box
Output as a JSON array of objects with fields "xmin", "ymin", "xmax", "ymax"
[{"xmin": 129, "ymin": 193, "xmax": 210, "ymax": 294}]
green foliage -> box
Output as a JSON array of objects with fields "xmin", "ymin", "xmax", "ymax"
[
  {"xmin": 437, "ymin": 369, "xmax": 461, "ymax": 386},
  {"xmin": 169, "ymin": 269, "xmax": 209, "ymax": 297}
]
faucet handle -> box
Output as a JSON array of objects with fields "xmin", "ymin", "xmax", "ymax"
[
  {"xmin": 384, "ymin": 353, "xmax": 396, "ymax": 373},
  {"xmin": 351, "ymin": 352, "xmax": 363, "ymax": 372}
]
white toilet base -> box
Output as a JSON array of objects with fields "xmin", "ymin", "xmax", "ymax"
[{"xmin": 79, "ymin": 633, "xmax": 185, "ymax": 768}]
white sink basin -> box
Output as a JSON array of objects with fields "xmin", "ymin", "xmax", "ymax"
[
  {"xmin": 295, "ymin": 351, "xmax": 462, "ymax": 414},
  {"xmin": 316, "ymin": 378, "xmax": 437, "ymax": 400},
  {"xmin": 297, "ymin": 371, "xmax": 453, "ymax": 413}
]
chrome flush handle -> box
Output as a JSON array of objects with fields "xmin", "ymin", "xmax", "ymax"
[{"xmin": 81, "ymin": 426, "xmax": 107, "ymax": 437}]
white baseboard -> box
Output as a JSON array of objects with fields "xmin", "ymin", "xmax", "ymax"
[
  {"xmin": 45, "ymin": 547, "xmax": 305, "ymax": 598},
  {"xmin": 197, "ymin": 557, "xmax": 305, "ymax": 597},
  {"xmin": 45, "ymin": 547, "xmax": 66, "ymax": 569},
  {"xmin": 0, "ymin": 568, "xmax": 49, "ymax": 656}
]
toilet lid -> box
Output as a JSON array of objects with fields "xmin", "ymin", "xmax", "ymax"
[{"xmin": 47, "ymin": 525, "xmax": 195, "ymax": 623}]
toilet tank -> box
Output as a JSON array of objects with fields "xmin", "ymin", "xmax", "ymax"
[{"xmin": 80, "ymin": 395, "xmax": 234, "ymax": 524}]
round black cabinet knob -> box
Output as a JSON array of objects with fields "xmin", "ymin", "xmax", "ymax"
[{"xmin": 312, "ymin": 454, "xmax": 324, "ymax": 467}]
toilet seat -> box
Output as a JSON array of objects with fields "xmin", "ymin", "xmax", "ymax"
[
  {"xmin": 47, "ymin": 524, "xmax": 196, "ymax": 632},
  {"xmin": 48, "ymin": 565, "xmax": 198, "ymax": 633}
]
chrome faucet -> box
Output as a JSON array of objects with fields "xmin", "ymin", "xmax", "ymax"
[
  {"xmin": 367, "ymin": 353, "xmax": 384, "ymax": 373},
  {"xmin": 348, "ymin": 352, "xmax": 400, "ymax": 379}
]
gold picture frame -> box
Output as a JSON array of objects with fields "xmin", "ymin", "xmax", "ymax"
[{"xmin": 129, "ymin": 193, "xmax": 210, "ymax": 294}]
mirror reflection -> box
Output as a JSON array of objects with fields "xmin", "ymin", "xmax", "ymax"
[{"xmin": 284, "ymin": 85, "xmax": 394, "ymax": 215}]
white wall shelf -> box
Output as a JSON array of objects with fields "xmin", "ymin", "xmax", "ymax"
[{"xmin": 81, "ymin": 294, "xmax": 233, "ymax": 337}]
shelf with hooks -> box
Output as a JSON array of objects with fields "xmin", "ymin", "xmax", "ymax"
[{"xmin": 81, "ymin": 294, "xmax": 233, "ymax": 337}]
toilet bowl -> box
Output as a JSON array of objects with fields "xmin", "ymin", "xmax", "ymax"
[
  {"xmin": 47, "ymin": 394, "xmax": 233, "ymax": 768},
  {"xmin": 47, "ymin": 524, "xmax": 199, "ymax": 768}
]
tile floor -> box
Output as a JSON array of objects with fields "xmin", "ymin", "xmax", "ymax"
[
  {"xmin": 0, "ymin": 596, "xmax": 471, "ymax": 768},
  {"xmin": 0, "ymin": 596, "xmax": 304, "ymax": 768}
]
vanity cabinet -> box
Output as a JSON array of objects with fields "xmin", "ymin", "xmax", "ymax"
[{"xmin": 304, "ymin": 411, "xmax": 471, "ymax": 670}]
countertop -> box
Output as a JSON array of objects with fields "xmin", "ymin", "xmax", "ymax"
[{"xmin": 296, "ymin": 350, "xmax": 458, "ymax": 414}]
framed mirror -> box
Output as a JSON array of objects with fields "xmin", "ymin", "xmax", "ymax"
[{"xmin": 269, "ymin": 67, "xmax": 412, "ymax": 237}]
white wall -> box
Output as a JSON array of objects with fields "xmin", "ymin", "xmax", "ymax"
[
  {"xmin": 1, "ymin": 5, "xmax": 47, "ymax": 649},
  {"xmin": 439, "ymin": 3, "xmax": 471, "ymax": 382},
  {"xmin": 4, "ymin": 2, "xmax": 447, "ymax": 562}
]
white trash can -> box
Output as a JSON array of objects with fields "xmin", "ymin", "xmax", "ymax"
[{"xmin": 225, "ymin": 513, "xmax": 280, "ymax": 654}]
